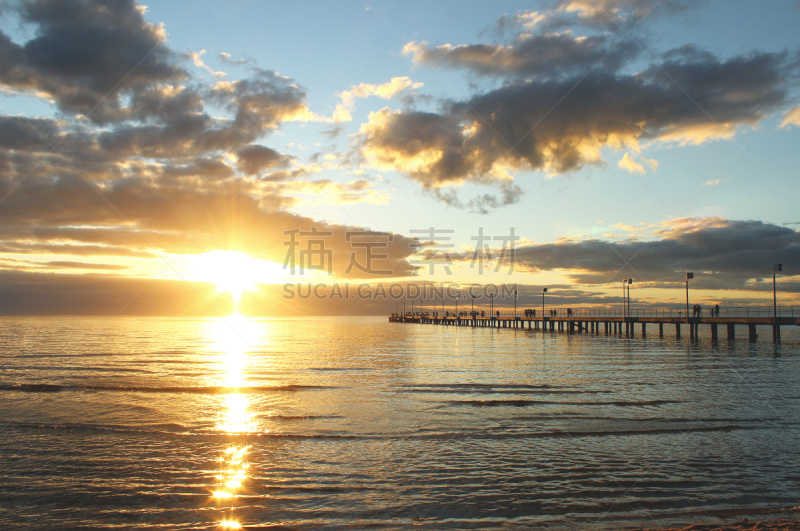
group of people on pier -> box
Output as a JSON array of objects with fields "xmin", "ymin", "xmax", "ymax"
[{"xmin": 692, "ymin": 304, "xmax": 721, "ymax": 317}]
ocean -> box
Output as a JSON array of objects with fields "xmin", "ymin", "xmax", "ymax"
[{"xmin": 0, "ymin": 316, "xmax": 798, "ymax": 530}]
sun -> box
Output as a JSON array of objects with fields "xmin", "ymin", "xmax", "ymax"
[{"xmin": 190, "ymin": 250, "xmax": 261, "ymax": 306}]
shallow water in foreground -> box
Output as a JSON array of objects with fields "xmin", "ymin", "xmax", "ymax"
[{"xmin": 1, "ymin": 316, "xmax": 798, "ymax": 530}]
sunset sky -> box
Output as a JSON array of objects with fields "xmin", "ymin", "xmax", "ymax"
[{"xmin": 1, "ymin": 0, "xmax": 799, "ymax": 315}]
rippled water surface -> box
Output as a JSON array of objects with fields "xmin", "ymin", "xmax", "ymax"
[{"xmin": 1, "ymin": 316, "xmax": 799, "ymax": 530}]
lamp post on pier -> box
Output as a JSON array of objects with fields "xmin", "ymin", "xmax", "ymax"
[
  {"xmin": 626, "ymin": 279, "xmax": 633, "ymax": 318},
  {"xmin": 774, "ymin": 263, "xmax": 783, "ymax": 341},
  {"xmin": 622, "ymin": 279, "xmax": 626, "ymax": 318},
  {"xmin": 542, "ymin": 287, "xmax": 547, "ymax": 317},
  {"xmin": 685, "ymin": 272, "xmax": 693, "ymax": 323}
]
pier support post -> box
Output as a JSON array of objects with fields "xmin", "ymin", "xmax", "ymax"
[
  {"xmin": 690, "ymin": 322, "xmax": 695, "ymax": 340},
  {"xmin": 748, "ymin": 324, "xmax": 757, "ymax": 342},
  {"xmin": 727, "ymin": 323, "xmax": 735, "ymax": 340},
  {"xmin": 625, "ymin": 322, "xmax": 630, "ymax": 337},
  {"xmin": 641, "ymin": 323, "xmax": 646, "ymax": 338},
  {"xmin": 659, "ymin": 323, "xmax": 663, "ymax": 338},
  {"xmin": 710, "ymin": 323, "xmax": 718, "ymax": 343},
  {"xmin": 675, "ymin": 323, "xmax": 681, "ymax": 338},
  {"xmin": 773, "ymin": 324, "xmax": 781, "ymax": 342}
]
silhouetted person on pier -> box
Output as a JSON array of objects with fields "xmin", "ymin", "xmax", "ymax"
[{"xmin": 715, "ymin": 304, "xmax": 720, "ymax": 317}]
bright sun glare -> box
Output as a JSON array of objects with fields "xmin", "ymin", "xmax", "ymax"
[{"xmin": 189, "ymin": 250, "xmax": 263, "ymax": 305}]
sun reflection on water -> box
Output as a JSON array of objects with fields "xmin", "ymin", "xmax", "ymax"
[{"xmin": 207, "ymin": 315, "xmax": 260, "ymax": 528}]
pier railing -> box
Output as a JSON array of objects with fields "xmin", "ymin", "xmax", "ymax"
[{"xmin": 398, "ymin": 306, "xmax": 797, "ymax": 319}]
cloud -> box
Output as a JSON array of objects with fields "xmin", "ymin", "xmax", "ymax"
[
  {"xmin": 0, "ymin": 0, "xmax": 419, "ymax": 288},
  {"xmin": 234, "ymin": 144, "xmax": 292, "ymax": 176},
  {"xmin": 333, "ymin": 76, "xmax": 423, "ymax": 122},
  {"xmin": 705, "ymin": 179, "xmax": 725, "ymax": 186},
  {"xmin": 611, "ymin": 222, "xmax": 649, "ymax": 232},
  {"xmin": 360, "ymin": 48, "xmax": 788, "ymax": 188},
  {"xmin": 403, "ymin": 33, "xmax": 639, "ymax": 78},
  {"xmin": 0, "ymin": 0, "xmax": 185, "ymax": 122},
  {"xmin": 781, "ymin": 105, "xmax": 800, "ymax": 128},
  {"xmin": 618, "ymin": 152, "xmax": 645, "ymax": 174},
  {"xmin": 490, "ymin": 1, "xmax": 693, "ymax": 37},
  {"xmin": 186, "ymin": 49, "xmax": 226, "ymax": 78},
  {"xmin": 618, "ymin": 152, "xmax": 657, "ymax": 174},
  {"xmin": 43, "ymin": 261, "xmax": 130, "ymax": 270},
  {"xmin": 218, "ymin": 52, "xmax": 251, "ymax": 66},
  {"xmin": 552, "ymin": 0, "xmax": 692, "ymax": 26},
  {"xmin": 502, "ymin": 217, "xmax": 800, "ymax": 289}
]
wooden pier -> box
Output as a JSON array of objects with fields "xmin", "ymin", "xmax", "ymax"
[{"xmin": 389, "ymin": 312, "xmax": 799, "ymax": 343}]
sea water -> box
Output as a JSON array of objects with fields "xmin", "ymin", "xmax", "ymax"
[{"xmin": 1, "ymin": 316, "xmax": 798, "ymax": 529}]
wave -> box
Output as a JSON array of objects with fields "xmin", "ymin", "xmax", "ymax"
[
  {"xmin": 404, "ymin": 388, "xmax": 611, "ymax": 395},
  {"xmin": 2, "ymin": 421, "xmax": 749, "ymax": 440},
  {"xmin": 448, "ymin": 398, "xmax": 682, "ymax": 407},
  {"xmin": 254, "ymin": 414, "xmax": 342, "ymax": 420},
  {"xmin": 402, "ymin": 383, "xmax": 567, "ymax": 389},
  {"xmin": 0, "ymin": 383, "xmax": 333, "ymax": 394}
]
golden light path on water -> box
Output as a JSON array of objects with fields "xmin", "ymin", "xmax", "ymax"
[{"xmin": 207, "ymin": 314, "xmax": 260, "ymax": 529}]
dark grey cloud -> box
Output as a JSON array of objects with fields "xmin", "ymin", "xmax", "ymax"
[
  {"xmin": 361, "ymin": 48, "xmax": 789, "ymax": 187},
  {"xmin": 404, "ymin": 33, "xmax": 639, "ymax": 78},
  {"xmin": 0, "ymin": 0, "xmax": 185, "ymax": 122},
  {"xmin": 235, "ymin": 144, "xmax": 292, "ymax": 176},
  {"xmin": 44, "ymin": 261, "xmax": 130, "ymax": 270},
  {"xmin": 0, "ymin": 270, "xmax": 228, "ymax": 315},
  {"xmin": 500, "ymin": 219, "xmax": 800, "ymax": 290},
  {"xmin": 429, "ymin": 182, "xmax": 523, "ymax": 215}
]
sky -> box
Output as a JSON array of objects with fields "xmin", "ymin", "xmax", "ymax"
[{"xmin": 0, "ymin": 0, "xmax": 799, "ymax": 316}]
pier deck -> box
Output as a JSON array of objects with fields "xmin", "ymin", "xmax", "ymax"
[{"xmin": 389, "ymin": 313, "xmax": 799, "ymax": 342}]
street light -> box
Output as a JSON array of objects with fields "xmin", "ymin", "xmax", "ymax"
[
  {"xmin": 622, "ymin": 279, "xmax": 626, "ymax": 317},
  {"xmin": 622, "ymin": 278, "xmax": 632, "ymax": 318},
  {"xmin": 774, "ymin": 263, "xmax": 783, "ymax": 340},
  {"xmin": 685, "ymin": 272, "xmax": 693, "ymax": 321},
  {"xmin": 542, "ymin": 287, "xmax": 547, "ymax": 317},
  {"xmin": 626, "ymin": 279, "xmax": 633, "ymax": 318}
]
